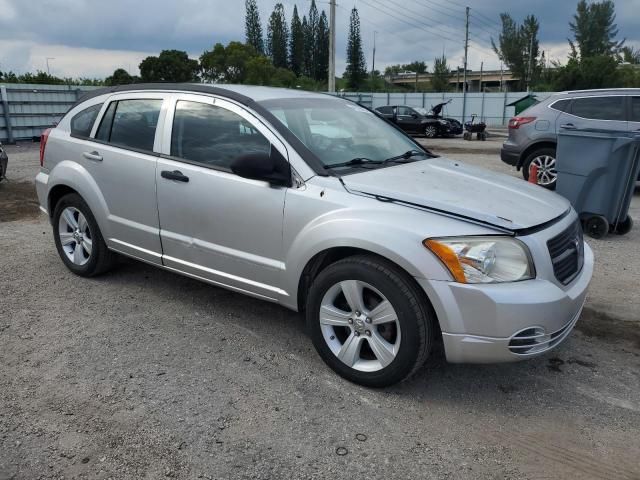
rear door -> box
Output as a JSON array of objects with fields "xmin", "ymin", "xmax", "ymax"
[
  {"xmin": 85, "ymin": 93, "xmax": 167, "ymax": 264},
  {"xmin": 557, "ymin": 95, "xmax": 628, "ymax": 132},
  {"xmin": 155, "ymin": 93, "xmax": 289, "ymax": 300}
]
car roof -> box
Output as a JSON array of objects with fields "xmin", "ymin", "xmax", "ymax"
[
  {"xmin": 551, "ymin": 88, "xmax": 640, "ymax": 97},
  {"xmin": 75, "ymin": 83, "xmax": 331, "ymax": 107}
]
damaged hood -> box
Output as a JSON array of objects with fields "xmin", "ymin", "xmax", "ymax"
[{"xmin": 341, "ymin": 157, "xmax": 570, "ymax": 231}]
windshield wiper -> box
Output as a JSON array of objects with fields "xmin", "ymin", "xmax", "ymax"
[
  {"xmin": 382, "ymin": 149, "xmax": 428, "ymax": 164},
  {"xmin": 324, "ymin": 157, "xmax": 383, "ymax": 169}
]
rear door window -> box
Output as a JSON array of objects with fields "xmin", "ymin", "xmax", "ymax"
[
  {"xmin": 570, "ymin": 96, "xmax": 626, "ymax": 121},
  {"xmin": 170, "ymin": 100, "xmax": 270, "ymax": 170},
  {"xmin": 95, "ymin": 99, "xmax": 162, "ymax": 152},
  {"xmin": 70, "ymin": 104, "xmax": 102, "ymax": 138}
]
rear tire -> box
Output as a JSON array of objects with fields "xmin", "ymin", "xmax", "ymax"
[
  {"xmin": 52, "ymin": 193, "xmax": 116, "ymax": 277},
  {"xmin": 522, "ymin": 147, "xmax": 557, "ymax": 190},
  {"xmin": 424, "ymin": 125, "xmax": 437, "ymax": 138},
  {"xmin": 306, "ymin": 254, "xmax": 435, "ymax": 388}
]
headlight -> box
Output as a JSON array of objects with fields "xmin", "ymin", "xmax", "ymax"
[{"xmin": 424, "ymin": 237, "xmax": 534, "ymax": 283}]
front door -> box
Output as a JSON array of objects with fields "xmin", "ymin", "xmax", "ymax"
[
  {"xmin": 556, "ymin": 95, "xmax": 628, "ymax": 132},
  {"xmin": 395, "ymin": 106, "xmax": 420, "ymax": 133},
  {"xmin": 156, "ymin": 94, "xmax": 289, "ymax": 301}
]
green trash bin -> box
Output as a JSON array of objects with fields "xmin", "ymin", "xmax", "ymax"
[{"xmin": 556, "ymin": 128, "xmax": 640, "ymax": 239}]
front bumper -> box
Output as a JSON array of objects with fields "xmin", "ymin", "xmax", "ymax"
[{"xmin": 416, "ymin": 242, "xmax": 594, "ymax": 363}]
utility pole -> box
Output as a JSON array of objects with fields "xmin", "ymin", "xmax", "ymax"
[
  {"xmin": 462, "ymin": 6, "xmax": 469, "ymax": 123},
  {"xmin": 328, "ymin": 0, "xmax": 336, "ymax": 93},
  {"xmin": 500, "ymin": 61, "xmax": 504, "ymax": 92},
  {"xmin": 526, "ymin": 32, "xmax": 534, "ymax": 92},
  {"xmin": 479, "ymin": 61, "xmax": 483, "ymax": 93},
  {"xmin": 371, "ymin": 31, "xmax": 377, "ymax": 91},
  {"xmin": 456, "ymin": 67, "xmax": 460, "ymax": 92},
  {"xmin": 46, "ymin": 57, "xmax": 55, "ymax": 75}
]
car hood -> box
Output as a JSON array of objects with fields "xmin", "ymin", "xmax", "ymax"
[{"xmin": 341, "ymin": 157, "xmax": 570, "ymax": 231}]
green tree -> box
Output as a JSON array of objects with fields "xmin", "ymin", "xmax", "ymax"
[
  {"xmin": 16, "ymin": 71, "xmax": 65, "ymax": 84},
  {"xmin": 431, "ymin": 55, "xmax": 450, "ymax": 92},
  {"xmin": 200, "ymin": 41, "xmax": 257, "ymax": 83},
  {"xmin": 245, "ymin": 0, "xmax": 264, "ymax": 55},
  {"xmin": 105, "ymin": 68, "xmax": 134, "ymax": 86},
  {"xmin": 620, "ymin": 46, "xmax": 640, "ymax": 64},
  {"xmin": 314, "ymin": 11, "xmax": 330, "ymax": 82},
  {"xmin": 289, "ymin": 6, "xmax": 304, "ymax": 76},
  {"xmin": 344, "ymin": 7, "xmax": 367, "ymax": 90},
  {"xmin": 245, "ymin": 56, "xmax": 276, "ymax": 85},
  {"xmin": 550, "ymin": 55, "xmax": 622, "ymax": 90},
  {"xmin": 492, "ymin": 14, "xmax": 540, "ymax": 90},
  {"xmin": 569, "ymin": 0, "xmax": 624, "ymax": 58},
  {"xmin": 267, "ymin": 3, "xmax": 289, "ymax": 69},
  {"xmin": 139, "ymin": 50, "xmax": 199, "ymax": 82}
]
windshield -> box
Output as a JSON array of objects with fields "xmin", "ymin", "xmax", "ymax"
[
  {"xmin": 414, "ymin": 107, "xmax": 429, "ymax": 116},
  {"xmin": 259, "ymin": 97, "xmax": 429, "ymax": 169}
]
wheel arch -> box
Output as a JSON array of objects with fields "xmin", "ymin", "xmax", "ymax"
[
  {"xmin": 517, "ymin": 141, "xmax": 557, "ymax": 170},
  {"xmin": 295, "ymin": 247, "xmax": 441, "ymax": 336}
]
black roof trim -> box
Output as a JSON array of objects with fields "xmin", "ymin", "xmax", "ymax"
[{"xmin": 72, "ymin": 83, "xmax": 329, "ymax": 176}]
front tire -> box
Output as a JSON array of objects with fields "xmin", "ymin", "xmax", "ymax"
[
  {"xmin": 306, "ymin": 255, "xmax": 434, "ymax": 387},
  {"xmin": 52, "ymin": 193, "xmax": 115, "ymax": 277}
]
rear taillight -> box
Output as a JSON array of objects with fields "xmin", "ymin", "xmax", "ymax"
[
  {"xmin": 508, "ymin": 116, "xmax": 536, "ymax": 129},
  {"xmin": 39, "ymin": 128, "xmax": 51, "ymax": 167}
]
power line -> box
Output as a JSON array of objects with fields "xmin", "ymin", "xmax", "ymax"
[
  {"xmin": 338, "ymin": 4, "xmax": 416, "ymax": 45},
  {"xmin": 409, "ymin": 0, "xmax": 466, "ymax": 24},
  {"xmin": 366, "ymin": 0, "xmax": 467, "ymax": 41},
  {"xmin": 359, "ymin": 0, "xmax": 463, "ymax": 45},
  {"xmin": 472, "ymin": 8, "xmax": 502, "ymax": 29}
]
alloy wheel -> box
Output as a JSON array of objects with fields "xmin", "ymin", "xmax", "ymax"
[
  {"xmin": 425, "ymin": 126, "xmax": 437, "ymax": 138},
  {"xmin": 58, "ymin": 207, "xmax": 93, "ymax": 266},
  {"xmin": 531, "ymin": 155, "xmax": 557, "ymax": 186},
  {"xmin": 319, "ymin": 280, "xmax": 401, "ymax": 372}
]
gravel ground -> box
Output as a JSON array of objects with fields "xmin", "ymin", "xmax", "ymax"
[{"xmin": 1, "ymin": 140, "xmax": 639, "ymax": 480}]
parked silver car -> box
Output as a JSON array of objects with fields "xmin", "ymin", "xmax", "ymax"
[
  {"xmin": 501, "ymin": 88, "xmax": 640, "ymax": 188},
  {"xmin": 36, "ymin": 84, "xmax": 593, "ymax": 387}
]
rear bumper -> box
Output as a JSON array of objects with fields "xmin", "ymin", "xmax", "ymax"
[
  {"xmin": 416, "ymin": 242, "xmax": 594, "ymax": 364},
  {"xmin": 0, "ymin": 152, "xmax": 7, "ymax": 179},
  {"xmin": 500, "ymin": 146, "xmax": 520, "ymax": 167},
  {"xmin": 35, "ymin": 170, "xmax": 49, "ymax": 215}
]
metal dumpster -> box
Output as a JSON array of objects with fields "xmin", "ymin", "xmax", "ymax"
[{"xmin": 556, "ymin": 128, "xmax": 640, "ymax": 239}]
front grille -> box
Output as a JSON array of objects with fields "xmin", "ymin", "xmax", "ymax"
[{"xmin": 547, "ymin": 220, "xmax": 584, "ymax": 285}]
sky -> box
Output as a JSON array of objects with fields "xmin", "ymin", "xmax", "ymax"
[{"xmin": 0, "ymin": 0, "xmax": 638, "ymax": 79}]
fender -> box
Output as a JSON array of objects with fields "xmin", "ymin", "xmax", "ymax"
[
  {"xmin": 280, "ymin": 203, "xmax": 495, "ymax": 310},
  {"xmin": 46, "ymin": 160, "xmax": 112, "ymax": 240}
]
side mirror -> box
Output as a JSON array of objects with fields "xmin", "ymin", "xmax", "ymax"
[
  {"xmin": 230, "ymin": 146, "xmax": 291, "ymax": 187},
  {"xmin": 411, "ymin": 113, "xmax": 419, "ymax": 119}
]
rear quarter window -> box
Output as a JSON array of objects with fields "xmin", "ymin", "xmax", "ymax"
[
  {"xmin": 549, "ymin": 99, "xmax": 571, "ymax": 113},
  {"xmin": 70, "ymin": 104, "xmax": 102, "ymax": 138}
]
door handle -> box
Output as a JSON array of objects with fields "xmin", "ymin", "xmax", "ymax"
[
  {"xmin": 560, "ymin": 123, "xmax": 576, "ymax": 130},
  {"xmin": 161, "ymin": 170, "xmax": 189, "ymax": 182},
  {"xmin": 82, "ymin": 151, "xmax": 103, "ymax": 161}
]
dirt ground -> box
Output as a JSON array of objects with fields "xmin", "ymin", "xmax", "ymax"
[{"xmin": 1, "ymin": 140, "xmax": 639, "ymax": 480}]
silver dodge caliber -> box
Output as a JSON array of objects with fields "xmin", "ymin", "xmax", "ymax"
[{"xmin": 36, "ymin": 84, "xmax": 593, "ymax": 387}]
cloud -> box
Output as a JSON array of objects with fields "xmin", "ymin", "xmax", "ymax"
[{"xmin": 0, "ymin": 0, "xmax": 638, "ymax": 79}]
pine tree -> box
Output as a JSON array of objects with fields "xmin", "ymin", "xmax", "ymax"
[
  {"xmin": 315, "ymin": 11, "xmax": 330, "ymax": 82},
  {"xmin": 245, "ymin": 0, "xmax": 264, "ymax": 55},
  {"xmin": 302, "ymin": 15, "xmax": 313, "ymax": 78},
  {"xmin": 345, "ymin": 7, "xmax": 367, "ymax": 90},
  {"xmin": 267, "ymin": 3, "xmax": 289, "ymax": 69},
  {"xmin": 569, "ymin": 0, "xmax": 624, "ymax": 58},
  {"xmin": 303, "ymin": 1, "xmax": 319, "ymax": 78},
  {"xmin": 289, "ymin": 5, "xmax": 304, "ymax": 76}
]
